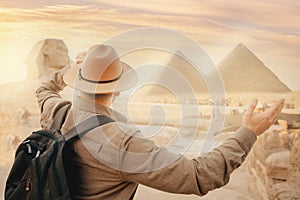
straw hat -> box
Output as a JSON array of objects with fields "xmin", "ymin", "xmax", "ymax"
[{"xmin": 63, "ymin": 44, "xmax": 138, "ymax": 94}]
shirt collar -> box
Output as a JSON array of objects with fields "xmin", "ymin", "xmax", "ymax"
[{"xmin": 72, "ymin": 94, "xmax": 127, "ymax": 123}]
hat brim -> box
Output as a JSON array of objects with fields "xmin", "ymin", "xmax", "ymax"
[{"xmin": 63, "ymin": 61, "xmax": 138, "ymax": 94}]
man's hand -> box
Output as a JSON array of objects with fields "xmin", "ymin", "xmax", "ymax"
[
  {"xmin": 242, "ymin": 98, "xmax": 285, "ymax": 136},
  {"xmin": 75, "ymin": 51, "xmax": 87, "ymax": 64}
]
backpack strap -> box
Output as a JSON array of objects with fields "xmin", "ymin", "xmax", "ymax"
[
  {"xmin": 50, "ymin": 103, "xmax": 72, "ymax": 130},
  {"xmin": 64, "ymin": 115, "xmax": 115, "ymax": 142}
]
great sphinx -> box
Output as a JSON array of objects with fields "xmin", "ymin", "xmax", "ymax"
[
  {"xmin": 0, "ymin": 39, "xmax": 72, "ymax": 154},
  {"xmin": 25, "ymin": 38, "xmax": 71, "ymax": 81}
]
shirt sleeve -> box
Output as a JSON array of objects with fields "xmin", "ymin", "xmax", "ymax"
[
  {"xmin": 119, "ymin": 127, "xmax": 256, "ymax": 196},
  {"xmin": 35, "ymin": 65, "xmax": 71, "ymax": 130}
]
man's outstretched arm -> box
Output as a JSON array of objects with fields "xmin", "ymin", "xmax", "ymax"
[{"xmin": 120, "ymin": 99, "xmax": 285, "ymax": 195}]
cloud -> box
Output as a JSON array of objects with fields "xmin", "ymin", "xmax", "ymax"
[
  {"xmin": 0, "ymin": 3, "xmax": 235, "ymax": 44},
  {"xmin": 0, "ymin": 0, "xmax": 299, "ymax": 89}
]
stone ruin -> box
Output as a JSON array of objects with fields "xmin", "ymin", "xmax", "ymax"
[{"xmin": 247, "ymin": 120, "xmax": 300, "ymax": 199}]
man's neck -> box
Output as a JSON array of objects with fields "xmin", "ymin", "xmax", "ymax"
[{"xmin": 79, "ymin": 92, "xmax": 112, "ymax": 107}]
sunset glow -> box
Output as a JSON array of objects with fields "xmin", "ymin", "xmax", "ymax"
[{"xmin": 0, "ymin": 0, "xmax": 299, "ymax": 90}]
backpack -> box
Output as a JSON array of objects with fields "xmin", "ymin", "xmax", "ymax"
[{"xmin": 5, "ymin": 103, "xmax": 114, "ymax": 200}]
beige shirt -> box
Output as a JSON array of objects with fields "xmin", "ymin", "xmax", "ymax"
[{"xmin": 36, "ymin": 67, "xmax": 257, "ymax": 200}]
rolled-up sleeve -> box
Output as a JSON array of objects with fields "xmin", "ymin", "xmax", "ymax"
[
  {"xmin": 35, "ymin": 66, "xmax": 71, "ymax": 129},
  {"xmin": 120, "ymin": 127, "xmax": 256, "ymax": 196}
]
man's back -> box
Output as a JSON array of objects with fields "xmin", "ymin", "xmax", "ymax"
[{"xmin": 61, "ymin": 104, "xmax": 139, "ymax": 199}]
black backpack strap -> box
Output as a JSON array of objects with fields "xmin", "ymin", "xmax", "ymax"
[
  {"xmin": 64, "ymin": 115, "xmax": 115, "ymax": 142},
  {"xmin": 50, "ymin": 103, "xmax": 72, "ymax": 130}
]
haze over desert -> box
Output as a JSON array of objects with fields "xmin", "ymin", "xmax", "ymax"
[
  {"xmin": 0, "ymin": 37, "xmax": 299, "ymax": 199},
  {"xmin": 0, "ymin": 1, "xmax": 299, "ymax": 199}
]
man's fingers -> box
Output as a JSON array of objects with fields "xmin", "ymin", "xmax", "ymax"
[
  {"xmin": 269, "ymin": 99, "xmax": 285, "ymax": 122},
  {"xmin": 245, "ymin": 98, "xmax": 258, "ymax": 116},
  {"xmin": 267, "ymin": 99, "xmax": 285, "ymax": 116},
  {"xmin": 261, "ymin": 99, "xmax": 285, "ymax": 122},
  {"xmin": 272, "ymin": 98, "xmax": 285, "ymax": 111},
  {"xmin": 274, "ymin": 99, "xmax": 285, "ymax": 114},
  {"xmin": 256, "ymin": 116, "xmax": 272, "ymax": 134}
]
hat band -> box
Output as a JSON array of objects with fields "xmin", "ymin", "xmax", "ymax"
[{"xmin": 79, "ymin": 69, "xmax": 123, "ymax": 84}]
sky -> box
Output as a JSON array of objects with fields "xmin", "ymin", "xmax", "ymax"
[{"xmin": 0, "ymin": 0, "xmax": 299, "ymax": 90}]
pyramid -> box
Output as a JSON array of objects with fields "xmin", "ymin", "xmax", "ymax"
[
  {"xmin": 129, "ymin": 50, "xmax": 210, "ymax": 102},
  {"xmin": 217, "ymin": 43, "xmax": 291, "ymax": 93},
  {"xmin": 144, "ymin": 51, "xmax": 209, "ymax": 95}
]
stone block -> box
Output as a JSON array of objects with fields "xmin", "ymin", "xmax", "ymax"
[{"xmin": 266, "ymin": 151, "xmax": 290, "ymax": 181}]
